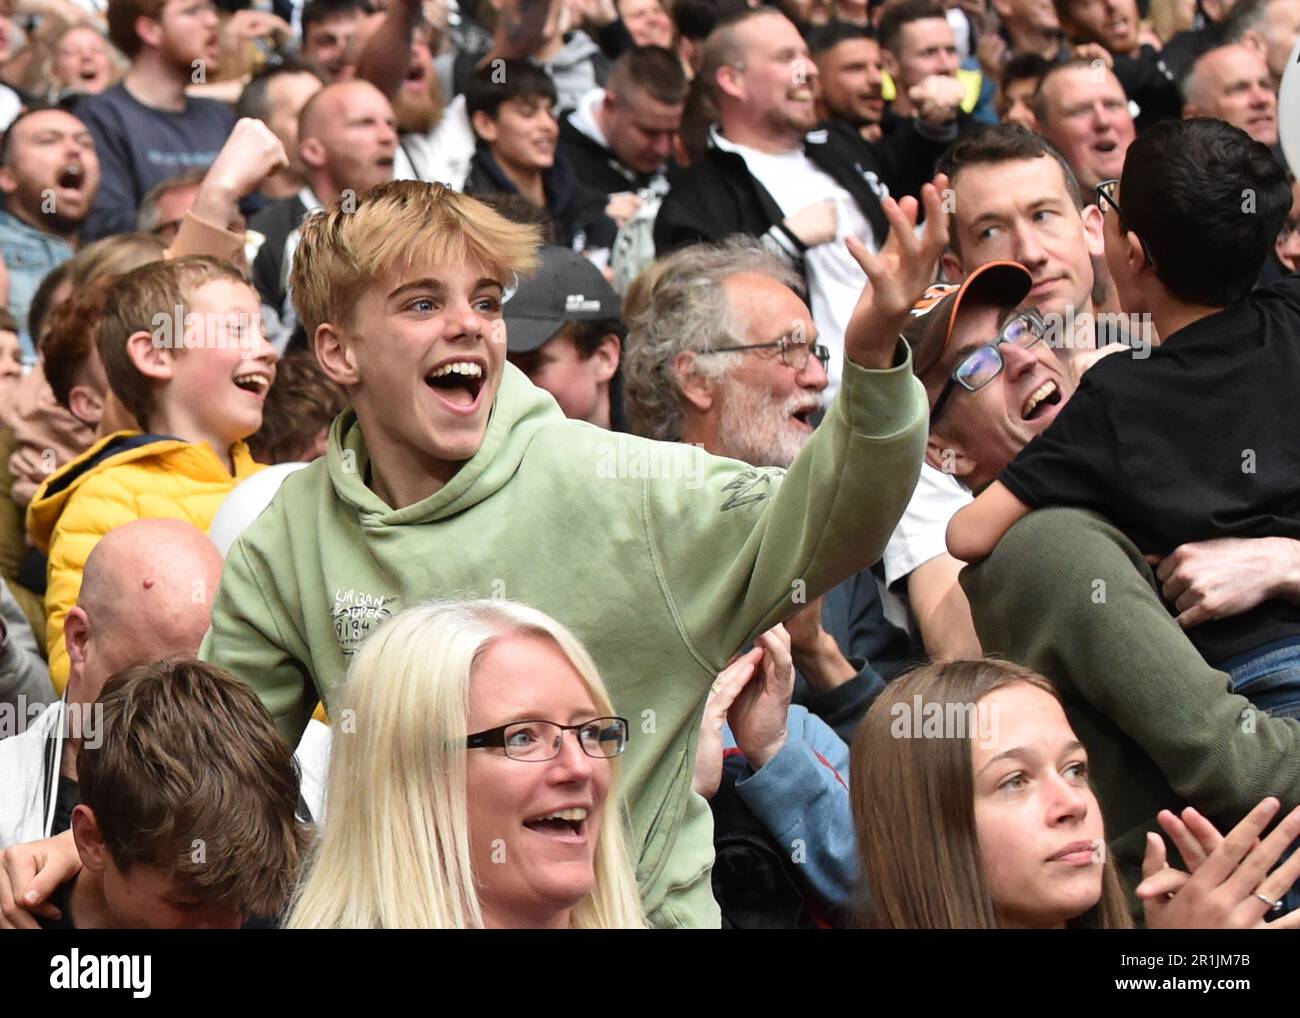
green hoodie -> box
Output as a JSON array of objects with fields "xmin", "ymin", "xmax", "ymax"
[{"xmin": 200, "ymin": 356, "xmax": 927, "ymax": 928}]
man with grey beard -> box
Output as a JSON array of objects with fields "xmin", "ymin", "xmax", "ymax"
[{"xmin": 624, "ymin": 238, "xmax": 913, "ymax": 740}]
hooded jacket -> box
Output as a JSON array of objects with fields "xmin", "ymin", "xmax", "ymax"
[
  {"xmin": 200, "ymin": 355, "xmax": 926, "ymax": 928},
  {"xmin": 27, "ymin": 432, "xmax": 263, "ymax": 692}
]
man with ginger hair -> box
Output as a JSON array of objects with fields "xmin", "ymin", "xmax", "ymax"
[{"xmin": 199, "ymin": 176, "xmax": 946, "ymax": 927}]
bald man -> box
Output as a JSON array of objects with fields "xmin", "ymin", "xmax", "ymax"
[
  {"xmin": 1182, "ymin": 44, "xmax": 1279, "ymax": 147},
  {"xmin": 250, "ymin": 79, "xmax": 399, "ymax": 349},
  {"xmin": 0, "ymin": 519, "xmax": 224, "ymax": 848}
]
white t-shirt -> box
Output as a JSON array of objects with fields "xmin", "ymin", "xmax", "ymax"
[
  {"xmin": 394, "ymin": 94, "xmax": 477, "ymax": 192},
  {"xmin": 882, "ymin": 463, "xmax": 974, "ymax": 589},
  {"xmin": 711, "ymin": 129, "xmax": 879, "ymax": 404}
]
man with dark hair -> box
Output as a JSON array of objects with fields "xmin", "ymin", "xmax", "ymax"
[
  {"xmin": 235, "ymin": 58, "xmax": 323, "ymax": 201},
  {"xmin": 560, "ymin": 46, "xmax": 687, "ymax": 198},
  {"xmin": 998, "ymin": 51, "xmax": 1051, "ymax": 129},
  {"xmin": 992, "ymin": 0, "xmax": 1063, "ymax": 60},
  {"xmin": 301, "ymin": 0, "xmax": 371, "ymax": 83},
  {"xmin": 504, "ymin": 245, "xmax": 628, "ymax": 431},
  {"xmin": 673, "ymin": 0, "xmax": 749, "ymax": 73},
  {"xmin": 877, "ymin": 0, "xmax": 967, "ymax": 127},
  {"xmin": 78, "ymin": 0, "xmax": 236, "ymax": 241},
  {"xmin": 655, "ymin": 6, "xmax": 956, "ymax": 401},
  {"xmin": 1033, "ymin": 57, "xmax": 1136, "ymax": 192},
  {"xmin": 1053, "ymin": 0, "xmax": 1182, "ymax": 129},
  {"xmin": 1162, "ymin": 0, "xmax": 1237, "ymax": 81},
  {"xmin": 0, "ymin": 108, "xmax": 100, "ymax": 356},
  {"xmin": 464, "ymin": 59, "xmax": 616, "ymax": 255},
  {"xmin": 807, "ymin": 20, "xmax": 887, "ymax": 144}
]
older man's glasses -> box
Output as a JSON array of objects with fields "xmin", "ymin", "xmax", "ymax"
[
  {"xmin": 465, "ymin": 716, "xmax": 629, "ymax": 762},
  {"xmin": 931, "ymin": 310, "xmax": 1047, "ymax": 422},
  {"xmin": 706, "ymin": 334, "xmax": 831, "ymax": 372}
]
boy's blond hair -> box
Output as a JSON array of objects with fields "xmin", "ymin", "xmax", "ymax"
[
  {"xmin": 98, "ymin": 255, "xmax": 247, "ymax": 427},
  {"xmin": 291, "ymin": 181, "xmax": 542, "ymax": 341}
]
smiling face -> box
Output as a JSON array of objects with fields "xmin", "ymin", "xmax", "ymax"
[
  {"xmin": 946, "ymin": 156, "xmax": 1103, "ymax": 319},
  {"xmin": 710, "ymin": 272, "xmax": 826, "ymax": 469},
  {"xmin": 929, "ymin": 301, "xmax": 1073, "ymax": 488},
  {"xmin": 155, "ymin": 0, "xmax": 221, "ymax": 76},
  {"xmin": 619, "ymin": 0, "xmax": 674, "ymax": 47},
  {"xmin": 54, "ymin": 26, "xmax": 115, "ymax": 94},
  {"xmin": 1186, "ymin": 46, "xmax": 1278, "ymax": 146},
  {"xmin": 161, "ymin": 278, "xmax": 279, "ymax": 447},
  {"xmin": 324, "ymin": 258, "xmax": 507, "ymax": 496},
  {"xmin": 1061, "ymin": 0, "xmax": 1140, "ymax": 55},
  {"xmin": 0, "ymin": 109, "xmax": 100, "ymax": 235},
  {"xmin": 815, "ymin": 37, "xmax": 886, "ymax": 128},
  {"xmin": 465, "ymin": 632, "xmax": 613, "ymax": 929},
  {"xmin": 729, "ymin": 14, "xmax": 819, "ymax": 141},
  {"xmin": 971, "ymin": 682, "xmax": 1106, "ymax": 928},
  {"xmin": 1038, "ymin": 66, "xmax": 1135, "ymax": 192},
  {"xmin": 475, "ymin": 94, "xmax": 559, "ymax": 173}
]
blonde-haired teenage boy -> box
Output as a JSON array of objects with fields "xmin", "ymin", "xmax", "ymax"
[
  {"xmin": 29, "ymin": 256, "xmax": 278, "ymax": 692},
  {"xmin": 202, "ymin": 179, "xmax": 946, "ymax": 928}
]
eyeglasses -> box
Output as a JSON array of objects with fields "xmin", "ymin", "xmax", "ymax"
[
  {"xmin": 465, "ymin": 716, "xmax": 629, "ymax": 762},
  {"xmin": 1095, "ymin": 179, "xmax": 1155, "ymax": 266},
  {"xmin": 931, "ymin": 309, "xmax": 1047, "ymax": 422},
  {"xmin": 705, "ymin": 334, "xmax": 831, "ymax": 373}
]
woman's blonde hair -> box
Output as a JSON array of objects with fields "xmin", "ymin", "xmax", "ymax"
[
  {"xmin": 286, "ymin": 599, "xmax": 646, "ymax": 929},
  {"xmin": 851, "ymin": 659, "xmax": 1133, "ymax": 930},
  {"xmin": 291, "ymin": 181, "xmax": 542, "ymax": 342}
]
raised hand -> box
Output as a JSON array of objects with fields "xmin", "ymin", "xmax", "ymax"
[{"xmin": 843, "ymin": 174, "xmax": 950, "ymax": 370}]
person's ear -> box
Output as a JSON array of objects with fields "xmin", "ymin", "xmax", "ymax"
[
  {"xmin": 1181, "ymin": 100, "xmax": 1200, "ymax": 120},
  {"xmin": 0, "ymin": 164, "xmax": 17, "ymax": 198},
  {"xmin": 1124, "ymin": 228, "xmax": 1147, "ymax": 275},
  {"xmin": 64, "ymin": 605, "xmax": 91, "ymax": 685},
  {"xmin": 299, "ymin": 135, "xmax": 327, "ymax": 171},
  {"xmin": 672, "ymin": 350, "xmax": 716, "ymax": 412},
  {"xmin": 1080, "ymin": 202, "xmax": 1104, "ymax": 258},
  {"xmin": 71, "ymin": 805, "xmax": 105, "ymax": 873},
  {"xmin": 881, "ymin": 48, "xmax": 900, "ymax": 80},
  {"xmin": 991, "ymin": 0, "xmax": 1012, "ymax": 19},
  {"xmin": 715, "ymin": 64, "xmax": 747, "ymax": 104},
  {"xmin": 925, "ymin": 429, "xmax": 977, "ymax": 481},
  {"xmin": 315, "ymin": 322, "xmax": 361, "ymax": 387},
  {"xmin": 126, "ymin": 328, "xmax": 173, "ymax": 384},
  {"xmin": 471, "ymin": 109, "xmax": 500, "ymax": 144},
  {"xmin": 134, "ymin": 14, "xmax": 164, "ymax": 51},
  {"xmin": 1238, "ymin": 29, "xmax": 1267, "ymax": 61},
  {"xmin": 68, "ymin": 384, "xmax": 105, "ymax": 427},
  {"xmin": 941, "ymin": 248, "xmax": 965, "ymax": 284},
  {"xmin": 590, "ymin": 333, "xmax": 620, "ymax": 385}
]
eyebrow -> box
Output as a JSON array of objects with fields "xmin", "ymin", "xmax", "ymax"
[{"xmin": 977, "ymin": 739, "xmax": 1084, "ymax": 776}]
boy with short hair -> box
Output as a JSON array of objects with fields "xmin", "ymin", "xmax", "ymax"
[
  {"xmin": 39, "ymin": 657, "xmax": 307, "ymax": 929},
  {"xmin": 201, "ymin": 178, "xmax": 943, "ymax": 927},
  {"xmin": 29, "ymin": 256, "xmax": 277, "ymax": 692},
  {"xmin": 504, "ymin": 244, "xmax": 627, "ymax": 431}
]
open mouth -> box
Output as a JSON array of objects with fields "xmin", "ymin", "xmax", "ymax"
[
  {"xmin": 79, "ymin": 67, "xmax": 99, "ymax": 81},
  {"xmin": 788, "ymin": 87, "xmax": 814, "ymax": 102},
  {"xmin": 1092, "ymin": 137, "xmax": 1118, "ymax": 154},
  {"xmin": 425, "ymin": 360, "xmax": 484, "ymax": 409},
  {"xmin": 523, "ymin": 807, "xmax": 588, "ymax": 840},
  {"xmin": 1021, "ymin": 379, "xmax": 1061, "ymax": 421},
  {"xmin": 233, "ymin": 370, "xmax": 273, "ymax": 397},
  {"xmin": 56, "ymin": 163, "xmax": 84, "ymax": 190},
  {"xmin": 791, "ymin": 405, "xmax": 819, "ymax": 429}
]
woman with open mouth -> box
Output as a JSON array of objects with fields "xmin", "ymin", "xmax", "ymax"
[{"xmin": 286, "ymin": 599, "xmax": 646, "ymax": 929}]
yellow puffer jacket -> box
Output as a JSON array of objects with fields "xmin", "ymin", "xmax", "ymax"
[{"xmin": 27, "ymin": 432, "xmax": 264, "ymax": 693}]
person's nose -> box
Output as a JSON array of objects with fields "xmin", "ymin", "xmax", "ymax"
[
  {"xmin": 1043, "ymin": 769, "xmax": 1090, "ymax": 826},
  {"xmin": 1010, "ymin": 220, "xmax": 1049, "ymax": 271},
  {"xmin": 546, "ymin": 727, "xmax": 597, "ymax": 783},
  {"xmin": 445, "ymin": 297, "xmax": 489, "ymax": 342},
  {"xmin": 1000, "ymin": 340, "xmax": 1039, "ymax": 381},
  {"xmin": 797, "ymin": 345, "xmax": 829, "ymax": 391}
]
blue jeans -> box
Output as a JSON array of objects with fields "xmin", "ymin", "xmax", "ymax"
[{"xmin": 1225, "ymin": 639, "xmax": 1300, "ymax": 914}]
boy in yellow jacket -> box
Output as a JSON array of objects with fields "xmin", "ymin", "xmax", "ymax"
[{"xmin": 28, "ymin": 256, "xmax": 278, "ymax": 692}]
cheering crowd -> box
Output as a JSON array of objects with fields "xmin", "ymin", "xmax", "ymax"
[{"xmin": 0, "ymin": 0, "xmax": 1299, "ymax": 931}]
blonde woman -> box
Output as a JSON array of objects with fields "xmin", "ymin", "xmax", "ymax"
[{"xmin": 286, "ymin": 599, "xmax": 646, "ymax": 929}]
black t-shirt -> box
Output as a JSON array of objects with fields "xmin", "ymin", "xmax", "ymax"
[
  {"xmin": 52, "ymin": 775, "xmax": 79, "ymax": 838},
  {"xmin": 1000, "ymin": 273, "xmax": 1300, "ymax": 665}
]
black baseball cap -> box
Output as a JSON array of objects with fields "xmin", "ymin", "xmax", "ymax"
[{"xmin": 503, "ymin": 246, "xmax": 621, "ymax": 354}]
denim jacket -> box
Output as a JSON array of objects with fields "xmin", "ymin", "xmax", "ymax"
[{"xmin": 0, "ymin": 208, "xmax": 73, "ymax": 359}]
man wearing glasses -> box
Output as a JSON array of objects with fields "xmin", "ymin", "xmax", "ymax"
[
  {"xmin": 77, "ymin": 0, "xmax": 236, "ymax": 241},
  {"xmin": 945, "ymin": 118, "xmax": 1300, "ymax": 908}
]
